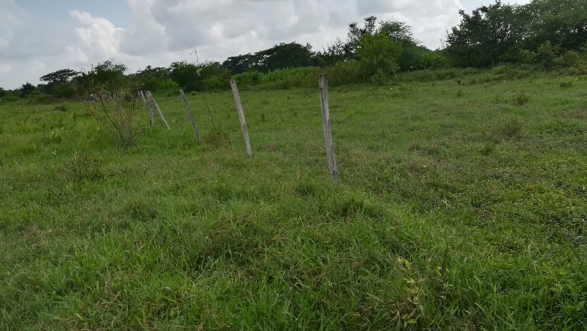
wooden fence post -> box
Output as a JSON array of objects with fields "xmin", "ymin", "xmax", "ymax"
[
  {"xmin": 141, "ymin": 91, "xmax": 154, "ymax": 128},
  {"xmin": 179, "ymin": 89, "xmax": 201, "ymax": 143},
  {"xmin": 138, "ymin": 90, "xmax": 146, "ymax": 104},
  {"xmin": 147, "ymin": 91, "xmax": 170, "ymax": 130},
  {"xmin": 319, "ymin": 74, "xmax": 340, "ymax": 185},
  {"xmin": 230, "ymin": 79, "xmax": 252, "ymax": 158}
]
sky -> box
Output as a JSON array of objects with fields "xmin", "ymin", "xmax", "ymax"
[{"xmin": 0, "ymin": 0, "xmax": 531, "ymax": 89}]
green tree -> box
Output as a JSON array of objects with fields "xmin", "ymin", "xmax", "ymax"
[
  {"xmin": 169, "ymin": 61, "xmax": 200, "ymax": 92},
  {"xmin": 357, "ymin": 33, "xmax": 403, "ymax": 79},
  {"xmin": 19, "ymin": 82, "xmax": 36, "ymax": 98},
  {"xmin": 445, "ymin": 1, "xmax": 525, "ymax": 67},
  {"xmin": 523, "ymin": 0, "xmax": 587, "ymax": 53},
  {"xmin": 133, "ymin": 66, "xmax": 172, "ymax": 92},
  {"xmin": 259, "ymin": 43, "xmax": 315, "ymax": 72},
  {"xmin": 346, "ymin": 16, "xmax": 379, "ymax": 56},
  {"xmin": 222, "ymin": 42, "xmax": 316, "ymax": 74},
  {"xmin": 316, "ymin": 38, "xmax": 351, "ymax": 66},
  {"xmin": 344, "ymin": 16, "xmax": 425, "ymax": 72},
  {"xmin": 169, "ymin": 61, "xmax": 230, "ymax": 92},
  {"xmin": 40, "ymin": 69, "xmax": 79, "ymax": 84},
  {"xmin": 53, "ymin": 83, "xmax": 77, "ymax": 99},
  {"xmin": 76, "ymin": 59, "xmax": 128, "ymax": 93},
  {"xmin": 379, "ymin": 19, "xmax": 430, "ymax": 71},
  {"xmin": 222, "ymin": 53, "xmax": 256, "ymax": 75}
]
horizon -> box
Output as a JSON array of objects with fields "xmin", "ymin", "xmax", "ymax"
[{"xmin": 0, "ymin": 0, "xmax": 531, "ymax": 90}]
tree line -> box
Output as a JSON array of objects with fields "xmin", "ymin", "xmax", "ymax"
[{"xmin": 1, "ymin": 0, "xmax": 585, "ymax": 102}]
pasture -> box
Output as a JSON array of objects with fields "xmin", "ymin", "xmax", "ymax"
[{"xmin": 1, "ymin": 73, "xmax": 586, "ymax": 330}]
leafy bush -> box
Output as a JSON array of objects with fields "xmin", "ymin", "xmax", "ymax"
[
  {"xmin": 496, "ymin": 118, "xmax": 524, "ymax": 138},
  {"xmin": 1, "ymin": 94, "xmax": 18, "ymax": 103},
  {"xmin": 86, "ymin": 90, "xmax": 139, "ymax": 147},
  {"xmin": 357, "ymin": 33, "xmax": 403, "ymax": 79},
  {"xmin": 515, "ymin": 90, "xmax": 531, "ymax": 106},
  {"xmin": 325, "ymin": 61, "xmax": 362, "ymax": 86},
  {"xmin": 53, "ymin": 82, "xmax": 77, "ymax": 99},
  {"xmin": 395, "ymin": 68, "xmax": 480, "ymax": 83},
  {"xmin": 65, "ymin": 154, "xmax": 103, "ymax": 183},
  {"xmin": 491, "ymin": 65, "xmax": 530, "ymax": 80},
  {"xmin": 32, "ymin": 94, "xmax": 59, "ymax": 104}
]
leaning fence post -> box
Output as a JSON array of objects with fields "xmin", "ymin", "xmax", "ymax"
[
  {"xmin": 179, "ymin": 89, "xmax": 201, "ymax": 143},
  {"xmin": 147, "ymin": 91, "xmax": 170, "ymax": 130},
  {"xmin": 138, "ymin": 90, "xmax": 146, "ymax": 104},
  {"xmin": 319, "ymin": 74, "xmax": 340, "ymax": 185},
  {"xmin": 230, "ymin": 79, "xmax": 252, "ymax": 158},
  {"xmin": 141, "ymin": 91, "xmax": 154, "ymax": 128}
]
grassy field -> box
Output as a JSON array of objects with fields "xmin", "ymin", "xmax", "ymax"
[{"xmin": 1, "ymin": 72, "xmax": 586, "ymax": 330}]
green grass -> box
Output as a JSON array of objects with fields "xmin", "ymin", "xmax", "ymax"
[{"xmin": 1, "ymin": 72, "xmax": 586, "ymax": 330}]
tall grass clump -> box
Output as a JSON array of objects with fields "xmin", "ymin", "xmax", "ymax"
[{"xmin": 86, "ymin": 89, "xmax": 139, "ymax": 147}]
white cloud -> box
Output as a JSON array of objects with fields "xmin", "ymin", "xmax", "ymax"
[
  {"xmin": 1, "ymin": 0, "xmax": 476, "ymax": 89},
  {"xmin": 69, "ymin": 10, "xmax": 123, "ymax": 57},
  {"xmin": 0, "ymin": 64, "xmax": 11, "ymax": 74}
]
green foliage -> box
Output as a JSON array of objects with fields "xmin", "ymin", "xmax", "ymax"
[
  {"xmin": 316, "ymin": 38, "xmax": 351, "ymax": 66},
  {"xmin": 86, "ymin": 90, "xmax": 139, "ymax": 147},
  {"xmin": 357, "ymin": 33, "xmax": 403, "ymax": 79},
  {"xmin": 76, "ymin": 59, "xmax": 128, "ymax": 94},
  {"xmin": 169, "ymin": 61, "xmax": 230, "ymax": 92},
  {"xmin": 416, "ymin": 51, "xmax": 449, "ymax": 70},
  {"xmin": 232, "ymin": 62, "xmax": 362, "ymax": 90},
  {"xmin": 515, "ymin": 90, "xmax": 531, "ymax": 106},
  {"xmin": 52, "ymin": 83, "xmax": 77, "ymax": 99},
  {"xmin": 1, "ymin": 93, "xmax": 18, "ymax": 103},
  {"xmin": 65, "ymin": 154, "xmax": 103, "ymax": 183},
  {"xmin": 223, "ymin": 42, "xmax": 315, "ymax": 74},
  {"xmin": 32, "ymin": 94, "xmax": 59, "ymax": 105},
  {"xmin": 39, "ymin": 69, "xmax": 79, "ymax": 84},
  {"xmin": 1, "ymin": 72, "xmax": 587, "ymax": 330},
  {"xmin": 496, "ymin": 117, "xmax": 524, "ymax": 138},
  {"xmin": 324, "ymin": 61, "xmax": 362, "ymax": 86},
  {"xmin": 445, "ymin": 0, "xmax": 587, "ymax": 69},
  {"xmin": 133, "ymin": 66, "xmax": 173, "ymax": 93},
  {"xmin": 19, "ymin": 82, "xmax": 36, "ymax": 99},
  {"xmin": 344, "ymin": 16, "xmax": 426, "ymax": 73},
  {"xmin": 536, "ymin": 41, "xmax": 560, "ymax": 68}
]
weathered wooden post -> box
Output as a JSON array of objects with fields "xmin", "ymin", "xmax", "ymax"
[
  {"xmin": 230, "ymin": 79, "xmax": 252, "ymax": 158},
  {"xmin": 141, "ymin": 91, "xmax": 154, "ymax": 128},
  {"xmin": 179, "ymin": 89, "xmax": 201, "ymax": 143},
  {"xmin": 319, "ymin": 74, "xmax": 339, "ymax": 185},
  {"xmin": 138, "ymin": 90, "xmax": 146, "ymax": 104},
  {"xmin": 147, "ymin": 91, "xmax": 170, "ymax": 130}
]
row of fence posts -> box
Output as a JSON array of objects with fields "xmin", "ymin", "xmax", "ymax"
[{"xmin": 138, "ymin": 74, "xmax": 340, "ymax": 185}]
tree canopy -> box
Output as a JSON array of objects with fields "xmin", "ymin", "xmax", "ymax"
[
  {"xmin": 223, "ymin": 42, "xmax": 315, "ymax": 74},
  {"xmin": 444, "ymin": 0, "xmax": 587, "ymax": 68},
  {"xmin": 39, "ymin": 69, "xmax": 80, "ymax": 84}
]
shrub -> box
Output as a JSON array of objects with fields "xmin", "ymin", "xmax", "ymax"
[
  {"xmin": 65, "ymin": 154, "xmax": 103, "ymax": 183},
  {"xmin": 515, "ymin": 90, "xmax": 531, "ymax": 106},
  {"xmin": 54, "ymin": 105, "xmax": 67, "ymax": 112},
  {"xmin": 1, "ymin": 95, "xmax": 19, "ymax": 102},
  {"xmin": 32, "ymin": 94, "xmax": 59, "ymax": 104},
  {"xmin": 325, "ymin": 61, "xmax": 362, "ymax": 86},
  {"xmin": 357, "ymin": 33, "xmax": 403, "ymax": 79},
  {"xmin": 86, "ymin": 90, "xmax": 138, "ymax": 147},
  {"xmin": 53, "ymin": 82, "xmax": 77, "ymax": 99},
  {"xmin": 497, "ymin": 118, "xmax": 524, "ymax": 138}
]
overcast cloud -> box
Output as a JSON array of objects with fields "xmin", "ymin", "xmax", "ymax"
[{"xmin": 0, "ymin": 0, "xmax": 530, "ymax": 89}]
